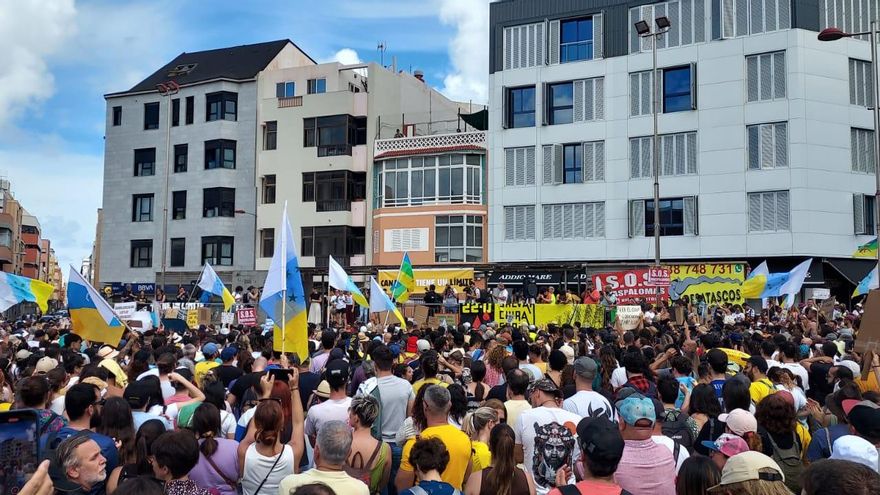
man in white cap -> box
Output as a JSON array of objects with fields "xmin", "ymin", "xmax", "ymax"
[{"xmin": 830, "ymin": 435, "xmax": 879, "ymax": 472}]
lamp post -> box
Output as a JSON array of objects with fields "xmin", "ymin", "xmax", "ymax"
[
  {"xmin": 156, "ymin": 81, "xmax": 179, "ymax": 294},
  {"xmin": 636, "ymin": 16, "xmax": 671, "ymax": 303},
  {"xmin": 819, "ymin": 25, "xmax": 880, "ymax": 277}
]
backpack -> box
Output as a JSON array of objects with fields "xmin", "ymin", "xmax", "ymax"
[
  {"xmin": 661, "ymin": 409, "xmax": 693, "ymax": 453},
  {"xmin": 557, "ymin": 485, "xmax": 632, "ymax": 495},
  {"xmin": 767, "ymin": 432, "xmax": 804, "ymax": 494},
  {"xmin": 37, "ymin": 412, "xmax": 63, "ymax": 453}
]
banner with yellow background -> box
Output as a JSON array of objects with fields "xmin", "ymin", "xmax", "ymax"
[
  {"xmin": 378, "ymin": 268, "xmax": 474, "ymax": 294},
  {"xmin": 666, "ymin": 263, "xmax": 747, "ymax": 305},
  {"xmin": 460, "ymin": 303, "xmax": 605, "ymax": 329}
]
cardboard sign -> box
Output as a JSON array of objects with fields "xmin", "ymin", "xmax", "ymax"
[
  {"xmin": 413, "ymin": 306, "xmax": 430, "ymax": 326},
  {"xmin": 855, "ymin": 290, "xmax": 880, "ymax": 354},
  {"xmin": 819, "ymin": 296, "xmax": 837, "ymax": 319},
  {"xmin": 237, "ymin": 307, "xmax": 257, "ymax": 326},
  {"xmin": 647, "ymin": 267, "xmax": 671, "ymax": 287},
  {"xmin": 616, "ymin": 305, "xmax": 642, "ymax": 330},
  {"xmin": 809, "ymin": 288, "xmax": 831, "ymax": 300},
  {"xmin": 114, "ymin": 302, "xmax": 137, "ymax": 319},
  {"xmin": 186, "ymin": 309, "xmax": 200, "ymax": 329},
  {"xmin": 221, "ymin": 312, "xmax": 235, "ymax": 325}
]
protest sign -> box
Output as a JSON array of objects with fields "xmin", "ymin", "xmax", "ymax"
[
  {"xmin": 186, "ymin": 309, "xmax": 199, "ymax": 329},
  {"xmin": 616, "ymin": 305, "xmax": 642, "ymax": 330},
  {"xmin": 855, "ymin": 290, "xmax": 880, "ymax": 354},
  {"xmin": 221, "ymin": 312, "xmax": 235, "ymax": 325},
  {"xmin": 114, "ymin": 302, "xmax": 137, "ymax": 319},
  {"xmin": 378, "ymin": 268, "xmax": 474, "ymax": 294},
  {"xmin": 459, "ymin": 303, "xmax": 605, "ymax": 329},
  {"xmin": 237, "ymin": 307, "xmax": 257, "ymax": 326}
]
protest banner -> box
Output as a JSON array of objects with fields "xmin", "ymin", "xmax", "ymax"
[
  {"xmin": 593, "ymin": 269, "xmax": 667, "ymax": 304},
  {"xmin": 413, "ymin": 305, "xmax": 430, "ymax": 326},
  {"xmin": 855, "ymin": 290, "xmax": 880, "ymax": 355},
  {"xmin": 113, "ymin": 302, "xmax": 137, "ymax": 320},
  {"xmin": 221, "ymin": 312, "xmax": 235, "ymax": 325},
  {"xmin": 378, "ymin": 268, "xmax": 474, "ymax": 294},
  {"xmin": 186, "ymin": 309, "xmax": 199, "ymax": 328},
  {"xmin": 667, "ymin": 263, "xmax": 746, "ymax": 304},
  {"xmin": 459, "ymin": 303, "xmax": 605, "ymax": 329},
  {"xmin": 237, "ymin": 307, "xmax": 257, "ymax": 326},
  {"xmin": 616, "ymin": 305, "xmax": 642, "ymax": 330}
]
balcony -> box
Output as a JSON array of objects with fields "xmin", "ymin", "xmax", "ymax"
[
  {"xmin": 374, "ymin": 131, "xmax": 487, "ymax": 158},
  {"xmin": 278, "ymin": 96, "xmax": 303, "ymax": 108},
  {"xmin": 317, "ymin": 144, "xmax": 352, "ymax": 157},
  {"xmin": 316, "ymin": 200, "xmax": 351, "ymax": 212}
]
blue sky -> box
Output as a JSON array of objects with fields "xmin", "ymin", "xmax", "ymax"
[{"xmin": 0, "ymin": 0, "xmax": 489, "ymax": 276}]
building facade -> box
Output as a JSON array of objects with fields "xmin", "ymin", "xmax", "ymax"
[
  {"xmin": 21, "ymin": 211, "xmax": 41, "ymax": 280},
  {"xmin": 0, "ymin": 180, "xmax": 23, "ymax": 274},
  {"xmin": 488, "ymin": 0, "xmax": 878, "ymax": 288}
]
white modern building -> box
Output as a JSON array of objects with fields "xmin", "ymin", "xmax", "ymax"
[{"xmin": 488, "ymin": 0, "xmax": 879, "ymax": 291}]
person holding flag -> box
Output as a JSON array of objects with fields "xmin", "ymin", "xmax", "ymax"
[
  {"xmin": 196, "ymin": 262, "xmax": 235, "ymax": 311},
  {"xmin": 391, "ymin": 252, "xmax": 414, "ymax": 303},
  {"xmin": 370, "ymin": 277, "xmax": 406, "ymax": 329}
]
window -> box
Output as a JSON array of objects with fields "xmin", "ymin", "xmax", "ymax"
[
  {"xmin": 201, "ymin": 236, "xmax": 233, "ymax": 266},
  {"xmin": 132, "ymin": 194, "xmax": 153, "ymax": 222},
  {"xmin": 748, "ymin": 122, "xmax": 787, "ymax": 169},
  {"xmin": 260, "ymin": 229, "xmax": 275, "ymax": 258},
  {"xmin": 630, "ymin": 71, "xmax": 653, "ymax": 116},
  {"xmin": 852, "ymin": 128, "xmax": 876, "ymax": 173},
  {"xmin": 262, "ymin": 175, "xmax": 276, "ymax": 204},
  {"xmin": 630, "ymin": 0, "xmax": 706, "ymax": 53},
  {"xmin": 134, "ymin": 148, "xmax": 156, "ymax": 177},
  {"xmin": 712, "ymin": 0, "xmax": 790, "ymax": 38},
  {"xmin": 0, "ymin": 228, "xmax": 12, "ymax": 248},
  {"xmin": 174, "ymin": 144, "xmax": 188, "ymax": 173},
  {"xmin": 543, "ymin": 202, "xmax": 605, "ymax": 239},
  {"xmin": 171, "ymin": 98, "xmax": 180, "ymax": 126},
  {"xmin": 582, "ymin": 141, "xmax": 605, "ymax": 182},
  {"xmin": 748, "ymin": 191, "xmax": 790, "ymax": 232},
  {"xmin": 854, "ymin": 194, "xmax": 877, "ymax": 235},
  {"xmin": 172, "ymin": 191, "xmax": 186, "ymax": 220},
  {"xmin": 503, "ymin": 22, "xmax": 546, "ymax": 70},
  {"xmin": 206, "ymin": 92, "xmax": 237, "ymax": 121},
  {"xmin": 630, "ymin": 132, "xmax": 698, "ymax": 178},
  {"xmin": 747, "ymin": 51, "xmax": 785, "ymax": 102},
  {"xmin": 203, "ymin": 188, "xmax": 235, "ymax": 218},
  {"xmin": 563, "ymin": 144, "xmax": 582, "ymax": 183},
  {"xmin": 504, "ymin": 205, "xmax": 536, "ymax": 241},
  {"xmin": 130, "ymin": 240, "xmax": 153, "ymax": 268},
  {"xmin": 629, "ymin": 197, "xmax": 698, "ymax": 236},
  {"xmin": 302, "ymin": 171, "xmax": 366, "ymax": 211},
  {"xmin": 663, "ymin": 66, "xmax": 695, "ymax": 112},
  {"xmin": 435, "ymin": 215, "xmax": 483, "ymax": 262},
  {"xmin": 384, "ymin": 228, "xmax": 430, "ymax": 252},
  {"xmin": 505, "ymin": 147, "xmax": 536, "ymax": 186},
  {"xmin": 506, "ymin": 86, "xmax": 535, "ymax": 128},
  {"xmin": 204, "ymin": 139, "xmax": 236, "ymax": 169},
  {"xmin": 170, "ymin": 238, "xmax": 185, "ymax": 267},
  {"xmin": 301, "ymin": 226, "xmax": 365, "ymax": 259},
  {"xmin": 143, "ymin": 102, "xmax": 159, "ymax": 130},
  {"xmin": 850, "ymin": 59, "xmax": 874, "ymax": 107},
  {"xmin": 308, "ymin": 78, "xmax": 326, "ymax": 94},
  {"xmin": 378, "ymin": 154, "xmax": 481, "ymax": 207},
  {"xmin": 264, "ymin": 121, "xmax": 277, "ymax": 150},
  {"xmin": 185, "ymin": 96, "xmax": 194, "ymax": 125},
  {"xmin": 548, "ymin": 83, "xmax": 574, "ymax": 125},
  {"xmin": 560, "ymin": 17, "xmax": 594, "ymax": 62},
  {"xmin": 276, "ymin": 82, "xmax": 295, "ymax": 98},
  {"xmin": 302, "ymin": 115, "xmax": 366, "ymax": 156},
  {"xmin": 822, "ymin": 0, "xmax": 873, "ymax": 42},
  {"xmin": 112, "ymin": 106, "xmax": 122, "ymax": 126}
]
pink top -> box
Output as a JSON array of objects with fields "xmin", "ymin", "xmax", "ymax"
[
  {"xmin": 484, "ymin": 364, "xmax": 503, "ymax": 388},
  {"xmin": 613, "ymin": 439, "xmax": 676, "ymax": 495}
]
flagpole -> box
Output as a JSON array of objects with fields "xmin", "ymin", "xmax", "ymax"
[
  {"xmin": 281, "ymin": 203, "xmax": 288, "ymax": 353},
  {"xmin": 392, "ymin": 251, "xmax": 406, "ymax": 303}
]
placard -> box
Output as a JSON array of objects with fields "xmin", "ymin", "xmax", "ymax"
[
  {"xmin": 114, "ymin": 302, "xmax": 137, "ymax": 319},
  {"xmin": 647, "ymin": 267, "xmax": 671, "ymax": 287},
  {"xmin": 459, "ymin": 303, "xmax": 605, "ymax": 329},
  {"xmin": 378, "ymin": 268, "xmax": 474, "ymax": 294},
  {"xmin": 855, "ymin": 290, "xmax": 880, "ymax": 354},
  {"xmin": 616, "ymin": 305, "xmax": 642, "ymax": 330},
  {"xmin": 413, "ymin": 305, "xmax": 430, "ymax": 326},
  {"xmin": 186, "ymin": 309, "xmax": 199, "ymax": 329},
  {"xmin": 221, "ymin": 312, "xmax": 235, "ymax": 325},
  {"xmin": 237, "ymin": 307, "xmax": 257, "ymax": 326},
  {"xmin": 819, "ymin": 296, "xmax": 837, "ymax": 319}
]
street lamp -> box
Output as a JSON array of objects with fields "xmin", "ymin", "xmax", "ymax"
[
  {"xmin": 636, "ymin": 16, "xmax": 671, "ymax": 303},
  {"xmin": 156, "ymin": 81, "xmax": 179, "ymax": 294},
  {"xmin": 819, "ymin": 25, "xmax": 880, "ymax": 276}
]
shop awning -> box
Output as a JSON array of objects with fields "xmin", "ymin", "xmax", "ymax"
[
  {"xmin": 487, "ymin": 271, "xmax": 561, "ymax": 286},
  {"xmin": 825, "ymin": 258, "xmax": 875, "ymax": 285},
  {"xmin": 804, "ymin": 258, "xmax": 825, "ymax": 285}
]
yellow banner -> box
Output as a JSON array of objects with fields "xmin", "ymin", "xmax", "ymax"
[
  {"xmin": 666, "ymin": 263, "xmax": 747, "ymax": 305},
  {"xmin": 378, "ymin": 268, "xmax": 474, "ymax": 294},
  {"xmin": 463, "ymin": 303, "xmax": 605, "ymax": 329}
]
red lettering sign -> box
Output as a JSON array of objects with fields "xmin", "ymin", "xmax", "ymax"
[
  {"xmin": 647, "ymin": 267, "xmax": 671, "ymax": 287},
  {"xmin": 237, "ymin": 307, "xmax": 257, "ymax": 326},
  {"xmin": 593, "ymin": 269, "xmax": 667, "ymax": 304}
]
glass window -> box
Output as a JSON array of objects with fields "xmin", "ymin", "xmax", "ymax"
[
  {"xmin": 645, "ymin": 198, "xmax": 685, "ymax": 236},
  {"xmin": 261, "ymin": 229, "xmax": 274, "ymax": 258},
  {"xmin": 563, "ymin": 144, "xmax": 583, "ymax": 183},
  {"xmin": 549, "ymin": 82, "xmax": 574, "ymax": 125},
  {"xmin": 202, "ymin": 187, "xmax": 235, "ymax": 217},
  {"xmin": 0, "ymin": 228, "xmax": 11, "ymax": 248},
  {"xmin": 663, "ymin": 66, "xmax": 692, "ymax": 113},
  {"xmin": 204, "ymin": 140, "xmax": 236, "ymax": 169},
  {"xmin": 560, "ymin": 17, "xmax": 594, "ymax": 63},
  {"xmin": 134, "ymin": 148, "xmax": 156, "ymax": 177},
  {"xmin": 174, "ymin": 144, "xmax": 188, "ymax": 173},
  {"xmin": 132, "ymin": 194, "xmax": 153, "ymax": 222},
  {"xmin": 206, "ymin": 92, "xmax": 237, "ymax": 121},
  {"xmin": 264, "ymin": 121, "xmax": 277, "ymax": 150},
  {"xmin": 112, "ymin": 106, "xmax": 122, "ymax": 126},
  {"xmin": 276, "ymin": 82, "xmax": 295, "ymax": 98},
  {"xmin": 507, "ymin": 87, "xmax": 536, "ymax": 128},
  {"xmin": 381, "ymin": 154, "xmax": 480, "ymax": 207},
  {"xmin": 130, "ymin": 240, "xmax": 153, "ymax": 268},
  {"xmin": 171, "ymin": 98, "xmax": 180, "ymax": 127},
  {"xmin": 308, "ymin": 78, "xmax": 326, "ymax": 94},
  {"xmin": 201, "ymin": 236, "xmax": 233, "ymax": 266},
  {"xmin": 435, "ymin": 215, "xmax": 483, "ymax": 262},
  {"xmin": 143, "ymin": 102, "xmax": 159, "ymax": 130},
  {"xmin": 185, "ymin": 96, "xmax": 194, "ymax": 125},
  {"xmin": 170, "ymin": 238, "xmax": 185, "ymax": 267},
  {"xmin": 172, "ymin": 191, "xmax": 186, "ymax": 220},
  {"xmin": 300, "ymin": 226, "xmax": 363, "ymax": 260},
  {"xmin": 263, "ymin": 175, "xmax": 276, "ymax": 204}
]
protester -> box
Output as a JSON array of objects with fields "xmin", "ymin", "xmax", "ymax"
[
  {"xmin": 189, "ymin": 403, "xmax": 241, "ymax": 495},
  {"xmin": 614, "ymin": 391, "xmax": 676, "ymax": 495},
  {"xmin": 705, "ymin": 451, "xmax": 790, "ymax": 495},
  {"xmin": 399, "ymin": 438, "xmax": 458, "ymax": 495},
  {"xmin": 546, "ymin": 416, "xmax": 623, "ymax": 495},
  {"xmin": 464, "ymin": 423, "xmax": 534, "ymax": 495},
  {"xmin": 675, "ymin": 455, "xmax": 721, "ymax": 495},
  {"xmin": 801, "ymin": 458, "xmax": 880, "ymax": 495},
  {"xmin": 345, "ymin": 395, "xmax": 391, "ymax": 494},
  {"xmin": 50, "ymin": 434, "xmax": 108, "ymax": 495},
  {"xmin": 279, "ymin": 420, "xmax": 370, "ymax": 495}
]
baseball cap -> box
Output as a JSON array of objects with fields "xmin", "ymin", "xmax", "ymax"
[
  {"xmin": 576, "ymin": 416, "xmax": 624, "ymax": 464},
  {"xmin": 718, "ymin": 408, "xmax": 758, "ymax": 435},
  {"xmin": 528, "ymin": 378, "xmax": 562, "ymax": 398},
  {"xmin": 573, "ymin": 357, "xmax": 598, "ymax": 380},
  {"xmin": 746, "ymin": 356, "xmax": 768, "ymax": 374},
  {"xmin": 123, "ymin": 380, "xmax": 151, "ymax": 409},
  {"xmin": 15, "ymin": 349, "xmax": 32, "ymax": 361},
  {"xmin": 325, "ymin": 359, "xmax": 349, "ymax": 388},
  {"xmin": 97, "ymin": 345, "xmax": 119, "ymax": 360},
  {"xmin": 314, "ymin": 380, "xmax": 331, "ymax": 399},
  {"xmin": 830, "ymin": 435, "xmax": 880, "ymax": 470},
  {"xmin": 617, "ymin": 395, "xmax": 656, "ymax": 427},
  {"xmin": 560, "ymin": 345, "xmax": 575, "ymax": 365},
  {"xmin": 843, "ymin": 400, "xmax": 880, "ymax": 439},
  {"xmin": 701, "ymin": 433, "xmax": 750, "ymax": 458},
  {"xmin": 708, "ymin": 451, "xmax": 784, "ymax": 491},
  {"xmin": 220, "ymin": 346, "xmax": 238, "ymax": 362},
  {"xmin": 202, "ymin": 342, "xmax": 219, "ymax": 357},
  {"xmin": 35, "ymin": 356, "xmax": 58, "ymax": 374},
  {"xmin": 416, "ymin": 339, "xmax": 431, "ymax": 353}
]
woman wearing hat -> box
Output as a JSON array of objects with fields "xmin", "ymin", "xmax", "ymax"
[{"xmin": 706, "ymin": 451, "xmax": 790, "ymax": 495}]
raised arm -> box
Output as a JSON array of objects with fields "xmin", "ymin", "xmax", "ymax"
[{"xmin": 167, "ymin": 371, "xmax": 206, "ymax": 406}]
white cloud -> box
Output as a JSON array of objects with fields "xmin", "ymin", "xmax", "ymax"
[
  {"xmin": 0, "ymin": 0, "xmax": 76, "ymax": 129},
  {"xmin": 331, "ymin": 48, "xmax": 363, "ymax": 65},
  {"xmin": 437, "ymin": 0, "xmax": 489, "ymax": 103}
]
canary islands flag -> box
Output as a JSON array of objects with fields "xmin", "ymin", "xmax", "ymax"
[
  {"xmin": 854, "ymin": 238, "xmax": 878, "ymax": 258},
  {"xmin": 370, "ymin": 276, "xmax": 406, "ymax": 328},
  {"xmin": 197, "ymin": 263, "xmax": 235, "ymax": 311},
  {"xmin": 328, "ymin": 255, "xmax": 368, "ymax": 307},
  {"xmin": 0, "ymin": 272, "xmax": 53, "ymax": 314},
  {"xmin": 854, "ymin": 266, "xmax": 879, "ymax": 297},
  {"xmin": 67, "ymin": 266, "xmax": 124, "ymax": 345},
  {"xmin": 741, "ymin": 261, "xmax": 769, "ymax": 299},
  {"xmin": 391, "ymin": 252, "xmax": 414, "ymax": 303},
  {"xmin": 259, "ymin": 202, "xmax": 308, "ymax": 359}
]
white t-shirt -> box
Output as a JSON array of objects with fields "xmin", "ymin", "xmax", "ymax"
[
  {"xmin": 241, "ymin": 444, "xmax": 294, "ymax": 495},
  {"xmin": 652, "ymin": 435, "xmax": 690, "ymax": 473},
  {"xmin": 780, "ymin": 362, "xmax": 810, "ymax": 391},
  {"xmin": 50, "ymin": 395, "xmax": 65, "ymax": 416},
  {"xmin": 611, "ymin": 367, "xmax": 628, "ymax": 389},
  {"xmin": 304, "ymin": 397, "xmax": 352, "ymax": 439},
  {"xmin": 519, "ymin": 363, "xmax": 544, "ymax": 382},
  {"xmin": 562, "ymin": 390, "xmax": 615, "ymax": 422},
  {"xmin": 514, "ymin": 406, "xmax": 583, "ymax": 495}
]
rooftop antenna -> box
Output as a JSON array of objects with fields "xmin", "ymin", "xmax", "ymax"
[{"xmin": 377, "ymin": 41, "xmax": 386, "ymax": 67}]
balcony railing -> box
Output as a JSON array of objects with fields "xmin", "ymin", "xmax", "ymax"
[
  {"xmin": 278, "ymin": 96, "xmax": 303, "ymax": 108},
  {"xmin": 316, "ymin": 200, "xmax": 352, "ymax": 212},
  {"xmin": 318, "ymin": 144, "xmax": 352, "ymax": 157},
  {"xmin": 374, "ymin": 131, "xmax": 487, "ymax": 156}
]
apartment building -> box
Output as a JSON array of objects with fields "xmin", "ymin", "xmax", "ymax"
[
  {"xmin": 0, "ymin": 180, "xmax": 24, "ymax": 275},
  {"xmin": 488, "ymin": 0, "xmax": 878, "ymax": 288},
  {"xmin": 21, "ymin": 211, "xmax": 41, "ymax": 280}
]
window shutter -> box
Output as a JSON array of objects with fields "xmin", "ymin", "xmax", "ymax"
[
  {"xmin": 515, "ymin": 148, "xmax": 526, "ymax": 186},
  {"xmin": 773, "ymin": 52, "xmax": 786, "ymax": 98},
  {"xmin": 630, "ymin": 200, "xmax": 646, "ymax": 237},
  {"xmin": 631, "ymin": 138, "xmax": 641, "ymax": 178},
  {"xmin": 689, "ymin": 63, "xmax": 698, "ymax": 109},
  {"xmin": 686, "ymin": 132, "xmax": 697, "ymax": 173},
  {"xmin": 747, "ymin": 56, "xmax": 759, "ymax": 102},
  {"xmin": 722, "ymin": 0, "xmax": 735, "ymax": 38},
  {"xmin": 748, "ymin": 125, "xmax": 760, "ymax": 169},
  {"xmin": 502, "ymin": 89, "xmax": 510, "ymax": 129},
  {"xmin": 642, "ymin": 136, "xmax": 653, "ymax": 178},
  {"xmin": 684, "ymin": 196, "xmax": 698, "ymax": 235},
  {"xmin": 855, "ymin": 194, "xmax": 867, "ymax": 234},
  {"xmin": 536, "ymin": 22, "xmax": 545, "ymax": 65},
  {"xmin": 655, "ymin": 3, "xmax": 668, "ymax": 49},
  {"xmin": 527, "ymin": 24, "xmax": 536, "ymax": 67},
  {"xmin": 595, "ymin": 78, "xmax": 605, "ymax": 119},
  {"xmin": 543, "ymin": 145, "xmax": 554, "ymax": 184},
  {"xmin": 518, "ymin": 25, "xmax": 527, "ymax": 68},
  {"xmin": 629, "ymin": 7, "xmax": 641, "ymax": 53},
  {"xmin": 762, "ymin": 192, "xmax": 777, "ymax": 231},
  {"xmin": 543, "ymin": 205, "xmax": 552, "ymax": 239},
  {"xmin": 549, "ymin": 20, "xmax": 560, "ymax": 65},
  {"xmin": 630, "ymin": 73, "xmax": 641, "ymax": 116},
  {"xmin": 525, "ymin": 147, "xmax": 536, "ymax": 185},
  {"xmin": 682, "ymin": 0, "xmax": 693, "ymax": 44},
  {"xmin": 583, "ymin": 142, "xmax": 595, "ymax": 182},
  {"xmin": 852, "ymin": 129, "xmax": 861, "ymax": 172},
  {"xmin": 504, "ymin": 28, "xmax": 513, "ymax": 70},
  {"xmin": 749, "ymin": 193, "xmax": 762, "ymax": 231},
  {"xmin": 595, "ymin": 141, "xmax": 605, "ymax": 181},
  {"xmin": 777, "ymin": 191, "xmax": 790, "ymax": 230},
  {"xmin": 593, "ymin": 13, "xmax": 604, "ymax": 58},
  {"xmin": 779, "ymin": 0, "xmax": 791, "ymax": 28},
  {"xmin": 553, "ymin": 144, "xmax": 564, "ymax": 184},
  {"xmin": 596, "ymin": 202, "xmax": 606, "ymax": 237},
  {"xmin": 775, "ymin": 123, "xmax": 787, "ymax": 167},
  {"xmin": 574, "ymin": 80, "xmax": 586, "ymax": 122},
  {"xmin": 869, "ymin": 130, "xmax": 877, "ymax": 173},
  {"xmin": 505, "ymin": 207, "xmax": 515, "ymax": 240},
  {"xmin": 542, "ymin": 83, "xmax": 549, "ymax": 126},
  {"xmin": 850, "ymin": 59, "xmax": 858, "ymax": 105},
  {"xmin": 525, "ymin": 206, "xmax": 536, "ymax": 240},
  {"xmin": 736, "ymin": 0, "xmax": 749, "ymax": 34},
  {"xmin": 760, "ymin": 54, "xmax": 772, "ymax": 100},
  {"xmin": 760, "ymin": 124, "xmax": 773, "ymax": 168},
  {"xmin": 641, "ymin": 5, "xmax": 654, "ymax": 51},
  {"xmin": 563, "ymin": 204, "xmax": 574, "ymax": 238},
  {"xmin": 662, "ymin": 135, "xmax": 675, "ymax": 176},
  {"xmin": 505, "ymin": 149, "xmax": 515, "ymax": 186},
  {"xmin": 574, "ymin": 204, "xmax": 586, "ymax": 238},
  {"xmin": 642, "ymin": 72, "xmax": 652, "ymax": 116},
  {"xmin": 584, "ymin": 79, "xmax": 594, "ymax": 121}
]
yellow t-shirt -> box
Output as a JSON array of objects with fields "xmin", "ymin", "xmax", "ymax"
[
  {"xmin": 796, "ymin": 422, "xmax": 812, "ymax": 460},
  {"xmin": 749, "ymin": 378, "xmax": 775, "ymax": 405},
  {"xmin": 534, "ymin": 362, "xmax": 548, "ymax": 374},
  {"xmin": 472, "ymin": 441, "xmax": 491, "ymax": 471},
  {"xmin": 194, "ymin": 360, "xmax": 219, "ymax": 387},
  {"xmin": 401, "ymin": 425, "xmax": 472, "ymax": 489},
  {"xmin": 857, "ymin": 371, "xmax": 880, "ymax": 394},
  {"xmin": 412, "ymin": 377, "xmax": 449, "ymax": 396}
]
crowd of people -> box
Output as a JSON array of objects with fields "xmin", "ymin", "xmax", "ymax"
[{"xmin": 4, "ymin": 295, "xmax": 880, "ymax": 495}]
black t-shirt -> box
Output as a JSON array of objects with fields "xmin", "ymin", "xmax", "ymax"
[
  {"xmin": 808, "ymin": 363, "xmax": 833, "ymax": 402},
  {"xmin": 693, "ymin": 417, "xmax": 724, "ymax": 456},
  {"xmin": 216, "ymin": 364, "xmax": 244, "ymax": 388},
  {"xmin": 298, "ymin": 371, "xmax": 320, "ymax": 409},
  {"xmin": 486, "ymin": 383, "xmax": 508, "ymax": 402},
  {"xmin": 229, "ymin": 371, "xmax": 262, "ymax": 400}
]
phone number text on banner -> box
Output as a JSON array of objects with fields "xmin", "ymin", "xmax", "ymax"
[
  {"xmin": 459, "ymin": 303, "xmax": 605, "ymax": 329},
  {"xmin": 594, "ymin": 263, "xmax": 746, "ymax": 305}
]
